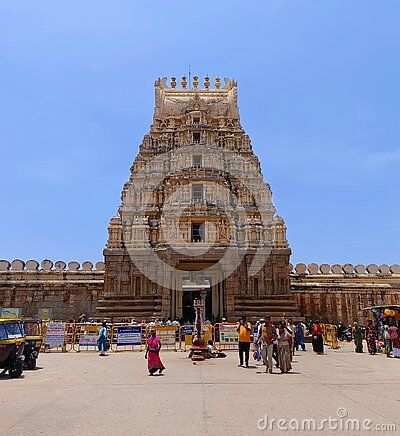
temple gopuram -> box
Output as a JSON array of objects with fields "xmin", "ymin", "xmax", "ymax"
[{"xmin": 0, "ymin": 76, "xmax": 399, "ymax": 323}]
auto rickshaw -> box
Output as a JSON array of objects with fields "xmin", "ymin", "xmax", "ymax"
[
  {"xmin": 0, "ymin": 318, "xmax": 25, "ymax": 378},
  {"xmin": 22, "ymin": 320, "xmax": 42, "ymax": 370}
]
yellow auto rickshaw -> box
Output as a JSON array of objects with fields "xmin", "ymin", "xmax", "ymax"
[
  {"xmin": 23, "ymin": 320, "xmax": 43, "ymax": 370},
  {"xmin": 0, "ymin": 318, "xmax": 25, "ymax": 378}
]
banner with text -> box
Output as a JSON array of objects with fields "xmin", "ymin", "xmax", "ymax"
[
  {"xmin": 219, "ymin": 323, "xmax": 239, "ymax": 345},
  {"xmin": 155, "ymin": 326, "xmax": 177, "ymax": 346},
  {"xmin": 45, "ymin": 322, "xmax": 66, "ymax": 348},
  {"xmin": 117, "ymin": 326, "xmax": 142, "ymax": 346},
  {"xmin": 79, "ymin": 325, "xmax": 100, "ymax": 347}
]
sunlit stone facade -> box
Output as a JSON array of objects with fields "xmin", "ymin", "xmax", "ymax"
[{"xmin": 101, "ymin": 76, "xmax": 292, "ymax": 321}]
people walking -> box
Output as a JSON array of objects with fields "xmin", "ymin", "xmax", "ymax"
[
  {"xmin": 236, "ymin": 316, "xmax": 252, "ymax": 367},
  {"xmin": 294, "ymin": 321, "xmax": 306, "ymax": 351},
  {"xmin": 253, "ymin": 319, "xmax": 263, "ymax": 363},
  {"xmin": 257, "ymin": 316, "xmax": 277, "ymax": 373},
  {"xmin": 145, "ymin": 329, "xmax": 165, "ymax": 375},
  {"xmin": 286, "ymin": 318, "xmax": 295, "ymax": 360},
  {"xmin": 97, "ymin": 321, "xmax": 108, "ymax": 356},
  {"xmin": 272, "ymin": 336, "xmax": 279, "ymax": 368},
  {"xmin": 352, "ymin": 322, "xmax": 363, "ymax": 353},
  {"xmin": 382, "ymin": 325, "xmax": 392, "ymax": 357},
  {"xmin": 365, "ymin": 319, "xmax": 377, "ymax": 355},
  {"xmin": 312, "ymin": 320, "xmax": 324, "ymax": 354},
  {"xmin": 277, "ymin": 324, "xmax": 292, "ymax": 373},
  {"xmin": 388, "ymin": 323, "xmax": 400, "ymax": 358}
]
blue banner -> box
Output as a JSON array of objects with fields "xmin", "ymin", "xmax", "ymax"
[
  {"xmin": 181, "ymin": 326, "xmax": 195, "ymax": 335},
  {"xmin": 117, "ymin": 326, "xmax": 142, "ymax": 346}
]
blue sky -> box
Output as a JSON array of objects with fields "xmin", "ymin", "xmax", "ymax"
[{"xmin": 1, "ymin": 1, "xmax": 399, "ymax": 265}]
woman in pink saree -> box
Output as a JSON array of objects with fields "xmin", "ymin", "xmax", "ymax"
[{"xmin": 145, "ymin": 329, "xmax": 165, "ymax": 375}]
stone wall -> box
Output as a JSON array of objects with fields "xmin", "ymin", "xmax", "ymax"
[
  {"xmin": 0, "ymin": 260, "xmax": 105, "ymax": 320},
  {"xmin": 1, "ymin": 259, "xmax": 399, "ymax": 323},
  {"xmin": 290, "ymin": 263, "xmax": 400, "ymax": 324}
]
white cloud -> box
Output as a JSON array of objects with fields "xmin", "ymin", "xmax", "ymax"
[{"xmin": 358, "ymin": 148, "xmax": 400, "ymax": 168}]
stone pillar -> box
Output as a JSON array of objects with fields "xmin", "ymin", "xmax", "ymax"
[{"xmin": 225, "ymin": 270, "xmax": 238, "ymax": 320}]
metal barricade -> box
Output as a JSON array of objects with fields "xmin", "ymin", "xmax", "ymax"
[
  {"xmin": 323, "ymin": 324, "xmax": 340, "ymax": 349},
  {"xmin": 42, "ymin": 321, "xmax": 70, "ymax": 353},
  {"xmin": 179, "ymin": 325, "xmax": 195, "ymax": 351},
  {"xmin": 41, "ymin": 321, "xmax": 48, "ymax": 352},
  {"xmin": 64, "ymin": 323, "xmax": 74, "ymax": 352},
  {"xmin": 152, "ymin": 325, "xmax": 179, "ymax": 351},
  {"xmin": 204, "ymin": 324, "xmax": 214, "ymax": 347},
  {"xmin": 110, "ymin": 324, "xmax": 144, "ymax": 352},
  {"xmin": 73, "ymin": 323, "xmax": 102, "ymax": 352},
  {"xmin": 37, "ymin": 322, "xmax": 230, "ymax": 353},
  {"xmin": 178, "ymin": 324, "xmax": 214, "ymax": 351}
]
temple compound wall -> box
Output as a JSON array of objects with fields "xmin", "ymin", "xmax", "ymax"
[
  {"xmin": 0, "ymin": 260, "xmax": 104, "ymax": 320},
  {"xmin": 291, "ymin": 263, "xmax": 400, "ymax": 324},
  {"xmin": 1, "ymin": 259, "xmax": 398, "ymax": 323}
]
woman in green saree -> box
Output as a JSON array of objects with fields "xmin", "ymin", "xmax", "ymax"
[{"xmin": 352, "ymin": 322, "xmax": 363, "ymax": 353}]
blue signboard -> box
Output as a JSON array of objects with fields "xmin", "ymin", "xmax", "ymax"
[
  {"xmin": 117, "ymin": 326, "xmax": 142, "ymax": 346},
  {"xmin": 181, "ymin": 326, "xmax": 194, "ymax": 335}
]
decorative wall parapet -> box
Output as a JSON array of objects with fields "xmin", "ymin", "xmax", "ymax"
[
  {"xmin": 2, "ymin": 259, "xmax": 398, "ymax": 276},
  {"xmin": 0, "ymin": 260, "xmax": 105, "ymax": 273},
  {"xmin": 155, "ymin": 76, "xmax": 237, "ymax": 91},
  {"xmin": 290, "ymin": 263, "xmax": 400, "ymax": 276}
]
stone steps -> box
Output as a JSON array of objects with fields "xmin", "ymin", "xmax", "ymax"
[
  {"xmin": 96, "ymin": 306, "xmax": 162, "ymax": 320},
  {"xmin": 99, "ymin": 295, "xmax": 162, "ymax": 302},
  {"xmin": 96, "ymin": 293, "xmax": 302, "ymax": 321},
  {"xmin": 234, "ymin": 306, "xmax": 300, "ymax": 313},
  {"xmin": 96, "ymin": 295, "xmax": 163, "ymax": 319},
  {"xmin": 97, "ymin": 299, "xmax": 161, "ymax": 306},
  {"xmin": 235, "ymin": 300, "xmax": 297, "ymax": 307},
  {"xmin": 97, "ymin": 304, "xmax": 159, "ymax": 312},
  {"xmin": 235, "ymin": 294, "xmax": 297, "ymax": 301},
  {"xmin": 98, "ymin": 311, "xmax": 161, "ymax": 318},
  {"xmin": 233, "ymin": 293, "xmax": 302, "ymax": 320}
]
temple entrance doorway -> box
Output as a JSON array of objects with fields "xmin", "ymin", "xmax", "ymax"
[
  {"xmin": 171, "ymin": 263, "xmax": 224, "ymax": 323},
  {"xmin": 182, "ymin": 287, "xmax": 212, "ymax": 323}
]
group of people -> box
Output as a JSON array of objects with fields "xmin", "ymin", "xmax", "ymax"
[
  {"xmin": 96, "ymin": 314, "xmax": 399, "ymax": 376},
  {"xmin": 97, "ymin": 314, "xmax": 317, "ymax": 373},
  {"xmin": 352, "ymin": 319, "xmax": 400, "ymax": 358},
  {"xmin": 255, "ymin": 317, "xmax": 293, "ymax": 373},
  {"xmin": 237, "ymin": 316, "xmax": 313, "ymax": 374}
]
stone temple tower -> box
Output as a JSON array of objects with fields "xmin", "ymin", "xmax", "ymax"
[{"xmin": 98, "ymin": 76, "xmax": 295, "ymax": 321}]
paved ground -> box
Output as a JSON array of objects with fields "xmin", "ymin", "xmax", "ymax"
[{"xmin": 0, "ymin": 342, "xmax": 399, "ymax": 436}]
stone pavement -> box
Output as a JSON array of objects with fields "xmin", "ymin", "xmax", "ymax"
[{"xmin": 0, "ymin": 343, "xmax": 399, "ymax": 436}]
